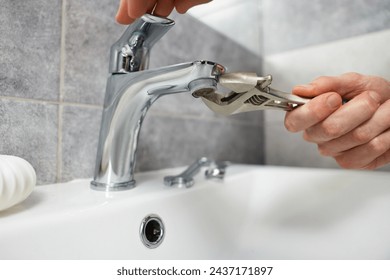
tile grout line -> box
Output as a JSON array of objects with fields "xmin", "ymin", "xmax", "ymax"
[
  {"xmin": 57, "ymin": 0, "xmax": 67, "ymax": 183},
  {"xmin": 0, "ymin": 95, "xmax": 102, "ymax": 108}
]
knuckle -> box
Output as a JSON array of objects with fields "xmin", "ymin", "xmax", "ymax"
[
  {"xmin": 312, "ymin": 75, "xmax": 331, "ymax": 84},
  {"xmin": 363, "ymin": 91, "xmax": 381, "ymax": 111},
  {"xmin": 335, "ymin": 156, "xmax": 356, "ymax": 169},
  {"xmin": 367, "ymin": 137, "xmax": 387, "ymax": 154},
  {"xmin": 317, "ymin": 143, "xmax": 332, "ymax": 156},
  {"xmin": 351, "ymin": 127, "xmax": 372, "ymax": 144},
  {"xmin": 303, "ymin": 130, "xmax": 320, "ymax": 143},
  {"xmin": 342, "ymin": 72, "xmax": 362, "ymax": 80},
  {"xmin": 320, "ymin": 121, "xmax": 342, "ymax": 139}
]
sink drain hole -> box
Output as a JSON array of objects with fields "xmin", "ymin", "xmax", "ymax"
[{"xmin": 140, "ymin": 215, "xmax": 165, "ymax": 249}]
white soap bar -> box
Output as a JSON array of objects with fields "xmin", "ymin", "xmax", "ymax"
[{"xmin": 0, "ymin": 155, "xmax": 36, "ymax": 211}]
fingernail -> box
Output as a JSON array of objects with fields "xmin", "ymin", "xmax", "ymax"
[
  {"xmin": 295, "ymin": 84, "xmax": 313, "ymax": 90},
  {"xmin": 326, "ymin": 94, "xmax": 341, "ymax": 109}
]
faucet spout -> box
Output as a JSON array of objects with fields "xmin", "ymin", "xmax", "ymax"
[{"xmin": 91, "ymin": 61, "xmax": 225, "ymax": 191}]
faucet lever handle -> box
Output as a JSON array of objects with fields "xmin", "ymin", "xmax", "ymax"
[
  {"xmin": 164, "ymin": 157, "xmax": 212, "ymax": 188},
  {"xmin": 109, "ymin": 14, "xmax": 175, "ymax": 73}
]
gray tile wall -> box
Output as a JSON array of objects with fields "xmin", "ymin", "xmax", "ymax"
[
  {"xmin": 263, "ymin": 0, "xmax": 390, "ymax": 55},
  {"xmin": 0, "ymin": 0, "xmax": 61, "ymax": 183},
  {"xmin": 0, "ymin": 0, "xmax": 264, "ymax": 185}
]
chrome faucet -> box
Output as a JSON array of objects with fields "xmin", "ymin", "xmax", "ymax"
[
  {"xmin": 91, "ymin": 14, "xmax": 309, "ymax": 191},
  {"xmin": 91, "ymin": 14, "xmax": 226, "ymax": 191}
]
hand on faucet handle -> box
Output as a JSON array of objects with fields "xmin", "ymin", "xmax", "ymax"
[{"xmin": 116, "ymin": 0, "xmax": 212, "ymax": 25}]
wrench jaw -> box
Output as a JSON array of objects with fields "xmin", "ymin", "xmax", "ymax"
[{"xmin": 193, "ymin": 72, "xmax": 310, "ymax": 115}]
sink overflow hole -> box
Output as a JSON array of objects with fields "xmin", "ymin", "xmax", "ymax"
[{"xmin": 140, "ymin": 215, "xmax": 165, "ymax": 249}]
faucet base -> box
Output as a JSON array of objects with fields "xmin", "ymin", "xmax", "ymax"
[{"xmin": 90, "ymin": 180, "xmax": 136, "ymax": 191}]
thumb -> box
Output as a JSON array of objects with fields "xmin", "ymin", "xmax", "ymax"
[{"xmin": 293, "ymin": 72, "xmax": 367, "ymax": 99}]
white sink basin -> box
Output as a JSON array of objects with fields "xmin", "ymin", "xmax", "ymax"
[{"xmin": 1, "ymin": 165, "xmax": 390, "ymax": 259}]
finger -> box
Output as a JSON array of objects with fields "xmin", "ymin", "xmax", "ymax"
[
  {"xmin": 334, "ymin": 129, "xmax": 390, "ymax": 169},
  {"xmin": 153, "ymin": 0, "xmax": 175, "ymax": 17},
  {"xmin": 116, "ymin": 0, "xmax": 135, "ymax": 24},
  {"xmin": 127, "ymin": 0, "xmax": 152, "ymax": 19},
  {"xmin": 284, "ymin": 92, "xmax": 342, "ymax": 132},
  {"xmin": 116, "ymin": 0, "xmax": 158, "ymax": 25},
  {"xmin": 175, "ymin": 0, "xmax": 212, "ymax": 13},
  {"xmin": 293, "ymin": 72, "xmax": 368, "ymax": 99},
  {"xmin": 363, "ymin": 149, "xmax": 390, "ymax": 170},
  {"xmin": 304, "ymin": 90, "xmax": 381, "ymax": 143},
  {"xmin": 146, "ymin": 0, "xmax": 159, "ymax": 14},
  {"xmin": 318, "ymin": 99, "xmax": 390, "ymax": 156}
]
